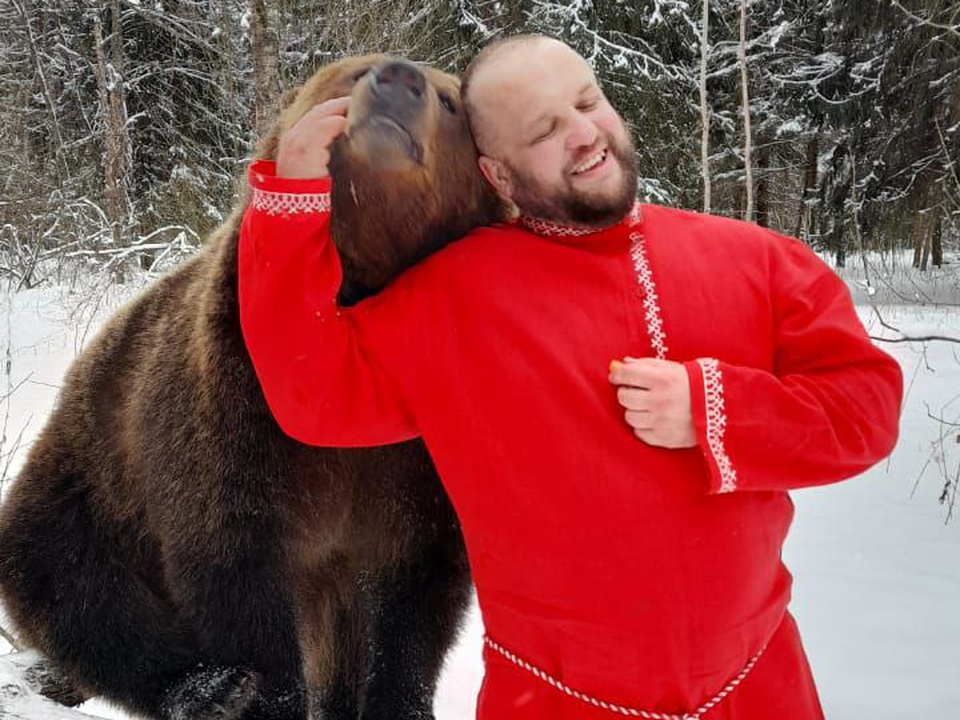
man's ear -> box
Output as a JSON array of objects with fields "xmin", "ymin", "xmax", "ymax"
[{"xmin": 478, "ymin": 155, "xmax": 513, "ymax": 205}]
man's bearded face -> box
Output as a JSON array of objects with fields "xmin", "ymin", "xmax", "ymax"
[
  {"xmin": 505, "ymin": 125, "xmax": 638, "ymax": 228},
  {"xmin": 469, "ymin": 40, "xmax": 640, "ymax": 230}
]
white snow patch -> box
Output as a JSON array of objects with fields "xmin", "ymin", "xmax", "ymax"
[
  {"xmin": 1, "ymin": 266, "xmax": 958, "ymax": 718},
  {"xmin": 776, "ymin": 118, "xmax": 805, "ymax": 136}
]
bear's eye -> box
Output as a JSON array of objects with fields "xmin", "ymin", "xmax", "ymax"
[{"xmin": 438, "ymin": 93, "xmax": 457, "ymax": 115}]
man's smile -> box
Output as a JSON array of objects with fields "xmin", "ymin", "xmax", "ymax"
[{"xmin": 570, "ymin": 147, "xmax": 612, "ymax": 179}]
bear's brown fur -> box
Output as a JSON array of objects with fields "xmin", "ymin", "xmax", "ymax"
[{"xmin": 0, "ymin": 55, "xmax": 502, "ymax": 720}]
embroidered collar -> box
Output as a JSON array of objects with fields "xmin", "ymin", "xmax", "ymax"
[{"xmin": 518, "ymin": 201, "xmax": 642, "ymax": 237}]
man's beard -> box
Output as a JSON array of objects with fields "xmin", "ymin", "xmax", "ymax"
[{"xmin": 508, "ymin": 132, "xmax": 638, "ymax": 229}]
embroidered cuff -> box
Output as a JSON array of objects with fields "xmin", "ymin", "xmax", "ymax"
[
  {"xmin": 684, "ymin": 358, "xmax": 738, "ymax": 494},
  {"xmin": 248, "ymin": 159, "xmax": 332, "ymax": 216},
  {"xmin": 251, "ymin": 189, "xmax": 331, "ymax": 216}
]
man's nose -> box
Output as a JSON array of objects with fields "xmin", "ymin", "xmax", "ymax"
[{"xmin": 566, "ymin": 110, "xmax": 598, "ymax": 150}]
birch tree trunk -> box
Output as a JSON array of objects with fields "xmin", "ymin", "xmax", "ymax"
[
  {"xmin": 250, "ymin": 0, "xmax": 279, "ymax": 140},
  {"xmin": 739, "ymin": 0, "xmax": 754, "ymax": 222}
]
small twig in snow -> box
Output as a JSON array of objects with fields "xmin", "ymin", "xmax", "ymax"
[{"xmin": 0, "ymin": 623, "xmax": 21, "ymax": 650}]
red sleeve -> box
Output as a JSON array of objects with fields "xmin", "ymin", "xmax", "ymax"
[
  {"xmin": 682, "ymin": 231, "xmax": 903, "ymax": 494},
  {"xmin": 238, "ymin": 159, "xmax": 419, "ymax": 447}
]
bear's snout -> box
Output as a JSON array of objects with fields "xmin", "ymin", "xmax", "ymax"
[{"xmin": 371, "ymin": 60, "xmax": 426, "ymax": 106}]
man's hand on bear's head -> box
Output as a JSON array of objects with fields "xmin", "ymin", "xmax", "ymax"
[{"xmin": 277, "ymin": 96, "xmax": 350, "ymax": 179}]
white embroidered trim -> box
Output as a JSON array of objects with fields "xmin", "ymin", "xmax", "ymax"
[
  {"xmin": 520, "ymin": 215, "xmax": 597, "ymax": 236},
  {"xmin": 251, "ymin": 187, "xmax": 331, "ymax": 216},
  {"xmin": 629, "ymin": 232, "xmax": 668, "ymax": 360},
  {"xmin": 518, "ymin": 202, "xmax": 667, "ymax": 368},
  {"xmin": 519, "ymin": 201, "xmax": 643, "ymax": 237},
  {"xmin": 484, "ymin": 634, "xmax": 765, "ymax": 720},
  {"xmin": 696, "ymin": 358, "xmax": 738, "ymax": 493}
]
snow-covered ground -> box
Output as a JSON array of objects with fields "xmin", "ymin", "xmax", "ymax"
[{"xmin": 1, "ymin": 254, "xmax": 959, "ymax": 720}]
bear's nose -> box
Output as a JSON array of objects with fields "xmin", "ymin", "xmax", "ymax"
[{"xmin": 373, "ymin": 61, "xmax": 426, "ymax": 103}]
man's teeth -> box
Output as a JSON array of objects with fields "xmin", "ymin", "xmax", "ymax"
[{"xmin": 572, "ymin": 149, "xmax": 607, "ymax": 175}]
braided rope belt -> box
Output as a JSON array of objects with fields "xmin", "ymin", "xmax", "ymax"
[{"xmin": 483, "ymin": 635, "xmax": 766, "ymax": 720}]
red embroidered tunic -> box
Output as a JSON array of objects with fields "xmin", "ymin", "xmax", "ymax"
[{"xmin": 238, "ymin": 160, "xmax": 902, "ymax": 720}]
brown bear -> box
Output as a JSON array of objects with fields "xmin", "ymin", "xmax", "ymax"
[{"xmin": 0, "ymin": 55, "xmax": 502, "ymax": 720}]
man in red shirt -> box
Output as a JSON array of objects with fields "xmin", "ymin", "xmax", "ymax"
[{"xmin": 239, "ymin": 36, "xmax": 902, "ymax": 720}]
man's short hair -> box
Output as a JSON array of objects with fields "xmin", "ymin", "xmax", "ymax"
[{"xmin": 461, "ymin": 33, "xmax": 560, "ymax": 154}]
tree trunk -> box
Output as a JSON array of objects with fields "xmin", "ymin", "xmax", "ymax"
[
  {"xmin": 699, "ymin": 0, "xmax": 711, "ymax": 213},
  {"xmin": 219, "ymin": 0, "xmax": 237, "ymax": 127},
  {"xmin": 251, "ymin": 0, "xmax": 279, "ymax": 140},
  {"xmin": 912, "ymin": 213, "xmax": 930, "ymax": 271},
  {"xmin": 92, "ymin": 0, "xmax": 129, "ymax": 250},
  {"xmin": 931, "ymin": 213, "xmax": 943, "ymax": 267},
  {"xmin": 756, "ymin": 143, "xmax": 769, "ymax": 227},
  {"xmin": 911, "ymin": 220, "xmax": 921, "ymax": 268},
  {"xmin": 794, "ymin": 135, "xmax": 818, "ymax": 238},
  {"xmin": 739, "ymin": 0, "xmax": 754, "ymax": 222}
]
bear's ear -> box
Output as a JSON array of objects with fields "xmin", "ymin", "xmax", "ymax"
[{"xmin": 253, "ymin": 86, "xmax": 301, "ymax": 161}]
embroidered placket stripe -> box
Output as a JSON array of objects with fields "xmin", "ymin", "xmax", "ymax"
[
  {"xmin": 519, "ymin": 204, "xmax": 667, "ymax": 360},
  {"xmin": 628, "ymin": 232, "xmax": 668, "ymax": 360},
  {"xmin": 484, "ymin": 634, "xmax": 766, "ymax": 720}
]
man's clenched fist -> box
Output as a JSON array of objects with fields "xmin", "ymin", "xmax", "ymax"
[
  {"xmin": 608, "ymin": 357, "xmax": 696, "ymax": 449},
  {"xmin": 276, "ymin": 96, "xmax": 350, "ymax": 179}
]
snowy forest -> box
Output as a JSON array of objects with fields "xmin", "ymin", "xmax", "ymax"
[
  {"xmin": 1, "ymin": 2, "xmax": 959, "ymax": 719},
  {"xmin": 1, "ymin": 0, "xmax": 958, "ymax": 278}
]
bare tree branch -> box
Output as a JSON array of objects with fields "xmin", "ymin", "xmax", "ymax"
[
  {"xmin": 870, "ymin": 306, "xmax": 960, "ymax": 345},
  {"xmin": 889, "ymin": 0, "xmax": 960, "ymax": 40}
]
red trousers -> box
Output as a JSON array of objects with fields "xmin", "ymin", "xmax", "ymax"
[{"xmin": 476, "ymin": 612, "xmax": 825, "ymax": 720}]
